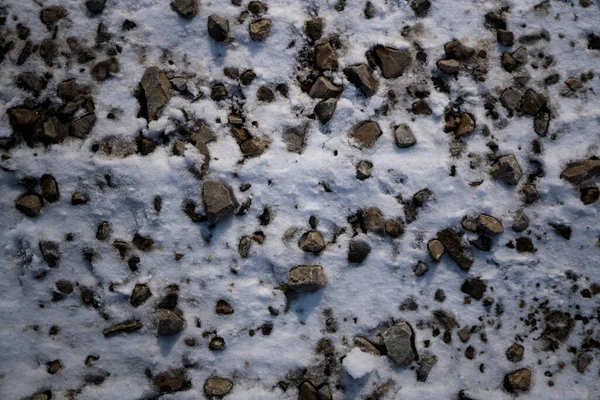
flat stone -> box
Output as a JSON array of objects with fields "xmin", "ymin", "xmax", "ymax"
[
  {"xmin": 288, "ymin": 265, "xmax": 326, "ymax": 292},
  {"xmin": 385, "ymin": 218, "xmax": 404, "ymax": 238},
  {"xmin": 383, "ymin": 322, "xmax": 416, "ymax": 366},
  {"xmin": 427, "ymin": 239, "xmax": 444, "ymax": 262},
  {"xmin": 416, "ymin": 352, "xmax": 437, "ymax": 382},
  {"xmin": 354, "ymin": 337, "xmax": 380, "ymax": 355},
  {"xmin": 373, "ymin": 46, "xmax": 411, "ymax": 79},
  {"xmin": 305, "ymin": 18, "xmax": 323, "ymax": 41},
  {"xmin": 204, "ymin": 377, "xmax": 233, "ymax": 397},
  {"xmin": 216, "ymin": 299, "xmax": 234, "ymax": 315},
  {"xmin": 534, "ymin": 112, "xmax": 550, "ymax": 136},
  {"xmin": 70, "ymin": 114, "xmax": 96, "ymax": 138},
  {"xmin": 500, "ymin": 88, "xmax": 522, "ymax": 111},
  {"xmin": 203, "ymin": 180, "xmax": 238, "ymax": 224},
  {"xmin": 560, "ymin": 159, "xmax": 600, "ymax": 185},
  {"xmin": 350, "ymin": 121, "xmax": 382, "ymax": 148},
  {"xmin": 512, "ymin": 210, "xmax": 529, "ymax": 232},
  {"xmin": 157, "ymin": 309, "xmax": 185, "ymax": 336},
  {"xmin": 477, "ymin": 214, "xmax": 504, "ymax": 236},
  {"xmin": 344, "ymin": 64, "xmax": 378, "ymax": 97},
  {"xmin": 240, "ymin": 137, "xmax": 270, "ymax": 157},
  {"xmin": 283, "ymin": 125, "xmax": 308, "ymax": 154},
  {"xmin": 437, "ymin": 228, "xmax": 473, "ymax": 271},
  {"xmin": 581, "ymin": 186, "xmax": 599, "ymax": 205},
  {"xmin": 16, "ymin": 194, "xmax": 43, "ymax": 217},
  {"xmin": 103, "ymin": 319, "xmax": 143, "ymax": 337},
  {"xmin": 154, "ymin": 369, "xmax": 190, "ymax": 393},
  {"xmin": 394, "ymin": 124, "xmax": 416, "ymax": 148},
  {"xmin": 490, "ymin": 155, "xmax": 522, "ymax": 185},
  {"xmin": 437, "ymin": 59, "xmax": 460, "ymax": 74}
]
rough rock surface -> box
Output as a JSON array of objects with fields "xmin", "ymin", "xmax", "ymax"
[{"xmin": 383, "ymin": 322, "xmax": 416, "ymax": 366}]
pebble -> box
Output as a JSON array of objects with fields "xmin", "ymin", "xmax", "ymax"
[{"xmin": 288, "ymin": 265, "xmax": 327, "ymax": 292}]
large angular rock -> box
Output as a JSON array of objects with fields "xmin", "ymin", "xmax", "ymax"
[
  {"xmin": 383, "ymin": 322, "xmax": 416, "ymax": 366},
  {"xmin": 208, "ymin": 14, "xmax": 229, "ymax": 42},
  {"xmin": 283, "ymin": 125, "xmax": 308, "ymax": 154},
  {"xmin": 314, "ymin": 98, "xmax": 337, "ymax": 124},
  {"xmin": 288, "ymin": 265, "xmax": 326, "ymax": 292},
  {"xmin": 139, "ymin": 67, "xmax": 173, "ymax": 121},
  {"xmin": 373, "ymin": 46, "xmax": 411, "ymax": 79},
  {"xmin": 170, "ymin": 0, "xmax": 198, "ymax": 19},
  {"xmin": 348, "ymin": 240, "xmax": 371, "ymax": 264},
  {"xmin": 394, "ymin": 124, "xmax": 417, "ymax": 148},
  {"xmin": 70, "ymin": 114, "xmax": 96, "ymax": 138},
  {"xmin": 249, "ymin": 18, "xmax": 272, "ymax": 41},
  {"xmin": 204, "ymin": 377, "xmax": 233, "ymax": 397},
  {"xmin": 361, "ymin": 207, "xmax": 385, "ymax": 235},
  {"xmin": 314, "ymin": 43, "xmax": 338, "ymax": 71},
  {"xmin": 477, "ymin": 214, "xmax": 504, "ymax": 236},
  {"xmin": 309, "ymin": 77, "xmax": 343, "ymax": 99},
  {"xmin": 504, "ymin": 368, "xmax": 531, "ymax": 393},
  {"xmin": 520, "ymin": 89, "xmax": 546, "ymax": 115},
  {"xmin": 130, "ymin": 284, "xmax": 152, "ymax": 307},
  {"xmin": 157, "ymin": 310, "xmax": 185, "ymax": 336},
  {"xmin": 91, "ymin": 58, "xmax": 119, "ymax": 81},
  {"xmin": 344, "ymin": 64, "xmax": 378, "ymax": 97},
  {"xmin": 560, "ymin": 159, "xmax": 600, "ymax": 185},
  {"xmin": 490, "ymin": 155, "xmax": 522, "ymax": 185},
  {"xmin": 500, "ymin": 88, "xmax": 522, "ymax": 111},
  {"xmin": 202, "ymin": 181, "xmax": 238, "ymax": 224},
  {"xmin": 350, "ymin": 121, "xmax": 382, "ymax": 148},
  {"xmin": 444, "ymin": 40, "xmax": 475, "ymax": 61},
  {"xmin": 461, "ymin": 277, "xmax": 487, "ymax": 300},
  {"xmin": 299, "ymin": 231, "xmax": 325, "ymax": 254},
  {"xmin": 437, "ymin": 228, "xmax": 473, "ymax": 271},
  {"xmin": 416, "ymin": 352, "xmax": 437, "ymax": 382},
  {"xmin": 16, "ymin": 193, "xmax": 43, "ymax": 217}
]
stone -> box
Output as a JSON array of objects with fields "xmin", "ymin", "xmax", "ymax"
[
  {"xmin": 211, "ymin": 85, "xmax": 227, "ymax": 101},
  {"xmin": 414, "ymin": 261, "xmax": 428, "ymax": 277},
  {"xmin": 130, "ymin": 284, "xmax": 152, "ymax": 307},
  {"xmin": 347, "ymin": 240, "xmax": 371, "ymax": 264},
  {"xmin": 309, "ymin": 77, "xmax": 343, "ymax": 99},
  {"xmin": 444, "ymin": 40, "xmax": 475, "ymax": 61},
  {"xmin": 86, "ymin": 0, "xmax": 106, "ymax": 14},
  {"xmin": 157, "ymin": 310, "xmax": 185, "ymax": 336},
  {"xmin": 477, "ymin": 214, "xmax": 504, "ymax": 236},
  {"xmin": 249, "ymin": 19, "xmax": 272, "ymax": 41},
  {"xmin": 458, "ymin": 327, "xmax": 470, "ymax": 343},
  {"xmin": 40, "ymin": 241, "xmax": 60, "ymax": 267},
  {"xmin": 383, "ymin": 322, "xmax": 416, "ymax": 366},
  {"xmin": 204, "ymin": 377, "xmax": 233, "ymax": 397},
  {"xmin": 314, "ymin": 43, "xmax": 338, "ymax": 71},
  {"xmin": 247, "ymin": 1, "xmax": 267, "ymax": 14},
  {"xmin": 500, "ymin": 88, "xmax": 522, "ymax": 111},
  {"xmin": 461, "ymin": 277, "xmax": 487, "ymax": 300},
  {"xmin": 394, "ymin": 124, "xmax": 417, "ymax": 148},
  {"xmin": 8, "ymin": 107, "xmax": 40, "ymax": 133},
  {"xmin": 42, "ymin": 117, "xmax": 69, "ymax": 143},
  {"xmin": 240, "ymin": 70, "xmax": 256, "ymax": 85},
  {"xmin": 356, "ymin": 160, "xmax": 373, "ymax": 180},
  {"xmin": 490, "ymin": 155, "xmax": 522, "ymax": 185},
  {"xmin": 171, "ymin": 0, "xmax": 198, "ymax": 19},
  {"xmin": 497, "ymin": 29, "xmax": 515, "ymax": 46},
  {"xmin": 257, "ymin": 86, "xmax": 274, "ymax": 102},
  {"xmin": 203, "ymin": 181, "xmax": 238, "ymax": 224},
  {"xmin": 298, "ymin": 231, "xmax": 325, "ymax": 254},
  {"xmin": 427, "ymin": 239, "xmax": 444, "ymax": 262},
  {"xmin": 350, "ymin": 121, "xmax": 382, "ymax": 148},
  {"xmin": 305, "ymin": 18, "xmax": 323, "ymax": 41},
  {"xmin": 504, "ymin": 368, "xmax": 531, "ymax": 393},
  {"xmin": 520, "ymin": 89, "xmax": 546, "ymax": 115},
  {"xmin": 344, "ymin": 64, "xmax": 378, "ymax": 97},
  {"xmin": 506, "ymin": 343, "xmax": 524, "ymax": 362},
  {"xmin": 40, "ymin": 6, "xmax": 67, "ymax": 29},
  {"xmin": 103, "ymin": 320, "xmax": 143, "ymax": 337},
  {"xmin": 154, "ymin": 369, "xmax": 190, "ymax": 393},
  {"xmin": 132, "ymin": 233, "xmax": 154, "ymax": 251},
  {"xmin": 139, "ymin": 67, "xmax": 173, "ymax": 121},
  {"xmin": 437, "ymin": 59, "xmax": 460, "ymax": 74},
  {"xmin": 314, "ymin": 98, "xmax": 337, "ymax": 124},
  {"xmin": 238, "ymin": 236, "xmax": 252, "ymax": 258},
  {"xmin": 209, "ymin": 336, "xmax": 226, "ymax": 350},
  {"xmin": 485, "ymin": 10, "xmax": 506, "ymax": 30},
  {"xmin": 361, "ymin": 207, "xmax": 385, "ymax": 235},
  {"xmin": 288, "ymin": 265, "xmax": 327, "ymax": 292},
  {"xmin": 240, "ymin": 137, "xmax": 270, "ymax": 157},
  {"xmin": 565, "ymin": 77, "xmax": 583, "ymax": 91},
  {"xmin": 47, "ymin": 360, "xmax": 62, "ymax": 374},
  {"xmin": 455, "ymin": 113, "xmax": 476, "ymax": 137},
  {"xmin": 516, "ymin": 237, "xmax": 535, "ymax": 252},
  {"xmin": 549, "ymin": 222, "xmax": 571, "ymax": 240},
  {"xmin": 512, "ymin": 210, "xmax": 529, "ymax": 232},
  {"xmin": 298, "ymin": 381, "xmax": 318, "ymax": 400},
  {"xmin": 55, "ymin": 280, "xmax": 73, "ymax": 294},
  {"xmin": 580, "ymin": 186, "xmax": 599, "ymax": 205},
  {"xmin": 577, "ymin": 353, "xmax": 593, "ymax": 373},
  {"xmin": 560, "ymin": 159, "xmax": 600, "ymax": 184},
  {"xmin": 416, "ymin": 352, "xmax": 437, "ymax": 382},
  {"xmin": 189, "ymin": 121, "xmax": 216, "ymax": 144},
  {"xmin": 216, "ymin": 300, "xmax": 234, "ymax": 314},
  {"xmin": 354, "ymin": 337, "xmax": 380, "ymax": 355},
  {"xmin": 16, "ymin": 194, "xmax": 43, "ymax": 217},
  {"xmin": 40, "ymin": 175, "xmax": 59, "ymax": 203},
  {"xmin": 437, "ymin": 228, "xmax": 473, "ymax": 271},
  {"xmin": 373, "ymin": 46, "xmax": 411, "ymax": 79},
  {"xmin": 283, "ymin": 125, "xmax": 308, "ymax": 154},
  {"xmin": 208, "ymin": 14, "xmax": 229, "ymax": 42},
  {"xmin": 17, "ymin": 73, "xmax": 46, "ymax": 96},
  {"xmin": 91, "ymin": 58, "xmax": 119, "ymax": 81},
  {"xmin": 411, "ymin": 0, "xmax": 431, "ymax": 17},
  {"xmin": 385, "ymin": 219, "xmax": 404, "ymax": 238},
  {"xmin": 70, "ymin": 114, "xmax": 96, "ymax": 138},
  {"xmin": 534, "ymin": 112, "xmax": 550, "ymax": 136},
  {"xmin": 501, "ymin": 52, "xmax": 518, "ymax": 72}
]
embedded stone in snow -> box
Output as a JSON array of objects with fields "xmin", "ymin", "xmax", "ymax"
[
  {"xmin": 314, "ymin": 98, "xmax": 337, "ymax": 124},
  {"xmin": 40, "ymin": 241, "xmax": 60, "ymax": 268},
  {"xmin": 154, "ymin": 369, "xmax": 190, "ymax": 393},
  {"xmin": 189, "ymin": 120, "xmax": 216, "ymax": 144},
  {"xmin": 354, "ymin": 337, "xmax": 380, "ymax": 355},
  {"xmin": 130, "ymin": 284, "xmax": 152, "ymax": 307},
  {"xmin": 383, "ymin": 322, "xmax": 416, "ymax": 366},
  {"xmin": 356, "ymin": 160, "xmax": 373, "ymax": 180},
  {"xmin": 283, "ymin": 125, "xmax": 308, "ymax": 154},
  {"xmin": 298, "ymin": 231, "xmax": 325, "ymax": 254},
  {"xmin": 437, "ymin": 228, "xmax": 473, "ymax": 271},
  {"xmin": 490, "ymin": 155, "xmax": 522, "ymax": 185},
  {"xmin": 427, "ymin": 239, "xmax": 444, "ymax": 262},
  {"xmin": 416, "ymin": 352, "xmax": 437, "ymax": 382},
  {"xmin": 91, "ymin": 58, "xmax": 119, "ymax": 81},
  {"xmin": 497, "ymin": 29, "xmax": 515, "ymax": 46},
  {"xmin": 361, "ymin": 206, "xmax": 385, "ymax": 235},
  {"xmin": 437, "ymin": 59, "xmax": 460, "ymax": 74},
  {"xmin": 504, "ymin": 368, "xmax": 531, "ymax": 393},
  {"xmin": 103, "ymin": 320, "xmax": 143, "ymax": 337},
  {"xmin": 454, "ymin": 113, "xmax": 476, "ymax": 137},
  {"xmin": 520, "ymin": 89, "xmax": 546, "ymax": 115},
  {"xmin": 477, "ymin": 214, "xmax": 504, "ymax": 236},
  {"xmin": 171, "ymin": 0, "xmax": 199, "ymax": 19},
  {"xmin": 139, "ymin": 67, "xmax": 173, "ymax": 121},
  {"xmin": 157, "ymin": 310, "xmax": 185, "ymax": 336},
  {"xmin": 70, "ymin": 114, "xmax": 96, "ymax": 138},
  {"xmin": 249, "ymin": 18, "xmax": 272, "ymax": 41},
  {"xmin": 414, "ymin": 261, "xmax": 428, "ymax": 276},
  {"xmin": 314, "ymin": 42, "xmax": 338, "ymax": 71},
  {"xmin": 86, "ymin": 0, "xmax": 106, "ymax": 14},
  {"xmin": 305, "ymin": 17, "xmax": 323, "ymax": 41},
  {"xmin": 581, "ymin": 186, "xmax": 599, "ymax": 205},
  {"xmin": 512, "ymin": 210, "xmax": 529, "ymax": 232},
  {"xmin": 500, "ymin": 88, "xmax": 522, "ymax": 111},
  {"xmin": 560, "ymin": 159, "xmax": 600, "ymax": 185},
  {"xmin": 506, "ymin": 343, "xmax": 524, "ymax": 362},
  {"xmin": 385, "ymin": 218, "xmax": 404, "ymax": 238},
  {"xmin": 309, "ymin": 76, "xmax": 343, "ymax": 99},
  {"xmin": 288, "ymin": 265, "xmax": 326, "ymax": 292},
  {"xmin": 204, "ymin": 377, "xmax": 233, "ymax": 398},
  {"xmin": 461, "ymin": 277, "xmax": 487, "ymax": 300},
  {"xmin": 444, "ymin": 40, "xmax": 475, "ymax": 61},
  {"xmin": 350, "ymin": 121, "xmax": 382, "ymax": 148},
  {"xmin": 15, "ymin": 193, "xmax": 43, "ymax": 217},
  {"xmin": 40, "ymin": 175, "xmax": 59, "ymax": 203},
  {"xmin": 208, "ymin": 14, "xmax": 229, "ymax": 42},
  {"xmin": 240, "ymin": 137, "xmax": 270, "ymax": 157},
  {"xmin": 40, "ymin": 6, "xmax": 67, "ymax": 29},
  {"xmin": 373, "ymin": 46, "xmax": 411, "ymax": 79},
  {"xmin": 216, "ymin": 299, "xmax": 234, "ymax": 315},
  {"xmin": 534, "ymin": 112, "xmax": 550, "ymax": 136},
  {"xmin": 394, "ymin": 124, "xmax": 417, "ymax": 148},
  {"xmin": 203, "ymin": 181, "xmax": 238, "ymax": 224},
  {"xmin": 348, "ymin": 240, "xmax": 371, "ymax": 264},
  {"xmin": 344, "ymin": 64, "xmax": 378, "ymax": 97}
]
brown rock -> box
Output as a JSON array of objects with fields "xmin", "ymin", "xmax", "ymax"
[
  {"xmin": 314, "ymin": 98, "xmax": 337, "ymax": 124},
  {"xmin": 203, "ymin": 181, "xmax": 238, "ymax": 224},
  {"xmin": 461, "ymin": 277, "xmax": 487, "ymax": 300},
  {"xmin": 157, "ymin": 309, "xmax": 185, "ymax": 336},
  {"xmin": 560, "ymin": 159, "xmax": 600, "ymax": 185},
  {"xmin": 154, "ymin": 369, "xmax": 190, "ymax": 393},
  {"xmin": 350, "ymin": 121, "xmax": 382, "ymax": 148},
  {"xmin": 249, "ymin": 19, "xmax": 272, "ymax": 41},
  {"xmin": 298, "ymin": 231, "xmax": 325, "ymax": 254},
  {"xmin": 240, "ymin": 137, "xmax": 270, "ymax": 157},
  {"xmin": 385, "ymin": 218, "xmax": 404, "ymax": 238},
  {"xmin": 204, "ymin": 376, "xmax": 233, "ymax": 397},
  {"xmin": 361, "ymin": 206, "xmax": 385, "ymax": 235},
  {"xmin": 139, "ymin": 67, "xmax": 173, "ymax": 121},
  {"xmin": 15, "ymin": 193, "xmax": 43, "ymax": 217},
  {"xmin": 504, "ymin": 368, "xmax": 531, "ymax": 393},
  {"xmin": 216, "ymin": 299, "xmax": 234, "ymax": 315},
  {"xmin": 170, "ymin": 0, "xmax": 198, "ymax": 19},
  {"xmin": 91, "ymin": 58, "xmax": 119, "ymax": 81},
  {"xmin": 490, "ymin": 155, "xmax": 522, "ymax": 185},
  {"xmin": 305, "ymin": 18, "xmax": 323, "ymax": 41},
  {"xmin": 288, "ymin": 265, "xmax": 327, "ymax": 292},
  {"xmin": 437, "ymin": 59, "xmax": 460, "ymax": 74},
  {"xmin": 103, "ymin": 319, "xmax": 143, "ymax": 337},
  {"xmin": 427, "ymin": 239, "xmax": 444, "ymax": 262},
  {"xmin": 437, "ymin": 228, "xmax": 473, "ymax": 271},
  {"xmin": 344, "ymin": 64, "xmax": 378, "ymax": 97},
  {"xmin": 314, "ymin": 43, "xmax": 338, "ymax": 71},
  {"xmin": 373, "ymin": 46, "xmax": 411, "ymax": 79},
  {"xmin": 309, "ymin": 77, "xmax": 343, "ymax": 99},
  {"xmin": 40, "ymin": 6, "xmax": 67, "ymax": 29},
  {"xmin": 477, "ymin": 214, "xmax": 504, "ymax": 236},
  {"xmin": 130, "ymin": 284, "xmax": 152, "ymax": 307},
  {"xmin": 208, "ymin": 14, "xmax": 229, "ymax": 42}
]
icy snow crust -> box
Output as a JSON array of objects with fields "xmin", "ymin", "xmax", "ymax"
[{"xmin": 0, "ymin": 0, "xmax": 599, "ymax": 399}]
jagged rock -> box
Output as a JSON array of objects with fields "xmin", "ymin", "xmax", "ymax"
[
  {"xmin": 208, "ymin": 14, "xmax": 229, "ymax": 42},
  {"xmin": 314, "ymin": 43, "xmax": 338, "ymax": 71},
  {"xmin": 8, "ymin": 107, "xmax": 40, "ymax": 134},
  {"xmin": 383, "ymin": 322, "xmax": 416, "ymax": 366},
  {"xmin": 504, "ymin": 368, "xmax": 531, "ymax": 393},
  {"xmin": 416, "ymin": 352, "xmax": 437, "ymax": 382},
  {"xmin": 130, "ymin": 284, "xmax": 152, "ymax": 307},
  {"xmin": 91, "ymin": 58, "xmax": 119, "ymax": 81},
  {"xmin": 189, "ymin": 120, "xmax": 216, "ymax": 144},
  {"xmin": 477, "ymin": 214, "xmax": 504, "ymax": 236},
  {"xmin": 361, "ymin": 207, "xmax": 385, "ymax": 235},
  {"xmin": 461, "ymin": 277, "xmax": 487, "ymax": 300},
  {"xmin": 437, "ymin": 59, "xmax": 460, "ymax": 74},
  {"xmin": 298, "ymin": 382, "xmax": 319, "ymax": 400},
  {"xmin": 490, "ymin": 155, "xmax": 522, "ymax": 185},
  {"xmin": 16, "ymin": 193, "xmax": 43, "ymax": 217},
  {"xmin": 373, "ymin": 46, "xmax": 411, "ymax": 79},
  {"xmin": 157, "ymin": 310, "xmax": 185, "ymax": 336},
  {"xmin": 350, "ymin": 121, "xmax": 382, "ymax": 148},
  {"xmin": 549, "ymin": 222, "xmax": 571, "ymax": 240},
  {"xmin": 348, "ymin": 240, "xmax": 371, "ymax": 264},
  {"xmin": 500, "ymin": 88, "xmax": 522, "ymax": 111},
  {"xmin": 560, "ymin": 159, "xmax": 600, "ymax": 184},
  {"xmin": 249, "ymin": 18, "xmax": 272, "ymax": 40},
  {"xmin": 70, "ymin": 114, "xmax": 96, "ymax": 138},
  {"xmin": 203, "ymin": 181, "xmax": 238, "ymax": 224},
  {"xmin": 86, "ymin": 0, "xmax": 106, "ymax": 14},
  {"xmin": 497, "ymin": 29, "xmax": 515, "ymax": 46},
  {"xmin": 414, "ymin": 261, "xmax": 428, "ymax": 276},
  {"xmin": 298, "ymin": 231, "xmax": 325, "ymax": 254},
  {"xmin": 216, "ymin": 299, "xmax": 234, "ymax": 315},
  {"xmin": 344, "ymin": 64, "xmax": 378, "ymax": 97},
  {"xmin": 444, "ymin": 40, "xmax": 475, "ymax": 60},
  {"xmin": 204, "ymin": 377, "xmax": 233, "ymax": 397},
  {"xmin": 40, "ymin": 6, "xmax": 67, "ymax": 29},
  {"xmin": 427, "ymin": 239, "xmax": 444, "ymax": 262},
  {"xmin": 356, "ymin": 160, "xmax": 373, "ymax": 180},
  {"xmin": 520, "ymin": 89, "xmax": 546, "ymax": 115},
  {"xmin": 512, "ymin": 210, "xmax": 529, "ymax": 232},
  {"xmin": 314, "ymin": 98, "xmax": 337, "ymax": 124},
  {"xmin": 40, "ymin": 175, "xmax": 59, "ymax": 203},
  {"xmin": 309, "ymin": 76, "xmax": 343, "ymax": 99},
  {"xmin": 580, "ymin": 186, "xmax": 599, "ymax": 205},
  {"xmin": 17, "ymin": 73, "xmax": 46, "ymax": 96},
  {"xmin": 240, "ymin": 137, "xmax": 270, "ymax": 157},
  {"xmin": 305, "ymin": 18, "xmax": 323, "ymax": 41},
  {"xmin": 354, "ymin": 337, "xmax": 380, "ymax": 355},
  {"xmin": 171, "ymin": 0, "xmax": 198, "ymax": 19},
  {"xmin": 394, "ymin": 124, "xmax": 417, "ymax": 148},
  {"xmin": 283, "ymin": 125, "xmax": 308, "ymax": 154},
  {"xmin": 455, "ymin": 113, "xmax": 476, "ymax": 137},
  {"xmin": 437, "ymin": 228, "xmax": 473, "ymax": 271},
  {"xmin": 39, "ymin": 241, "xmax": 60, "ymax": 267},
  {"xmin": 288, "ymin": 265, "xmax": 326, "ymax": 292},
  {"xmin": 103, "ymin": 320, "xmax": 143, "ymax": 337},
  {"xmin": 577, "ymin": 353, "xmax": 593, "ymax": 373},
  {"xmin": 534, "ymin": 112, "xmax": 550, "ymax": 136},
  {"xmin": 139, "ymin": 67, "xmax": 173, "ymax": 121},
  {"xmin": 132, "ymin": 233, "xmax": 154, "ymax": 251},
  {"xmin": 72, "ymin": 192, "xmax": 89, "ymax": 205},
  {"xmin": 96, "ymin": 221, "xmax": 111, "ymax": 240},
  {"xmin": 506, "ymin": 343, "xmax": 524, "ymax": 362},
  {"xmin": 154, "ymin": 369, "xmax": 190, "ymax": 393},
  {"xmin": 385, "ymin": 218, "xmax": 404, "ymax": 238}
]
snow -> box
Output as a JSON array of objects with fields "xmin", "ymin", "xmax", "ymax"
[{"xmin": 342, "ymin": 347, "xmax": 380, "ymax": 379}]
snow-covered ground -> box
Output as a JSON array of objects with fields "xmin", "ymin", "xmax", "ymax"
[{"xmin": 1, "ymin": 0, "xmax": 600, "ymax": 399}]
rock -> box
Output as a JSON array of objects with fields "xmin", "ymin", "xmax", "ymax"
[
  {"xmin": 314, "ymin": 98, "xmax": 337, "ymax": 124},
  {"xmin": 46, "ymin": 359, "xmax": 62, "ymax": 374},
  {"xmin": 42, "ymin": 117, "xmax": 69, "ymax": 143},
  {"xmin": 240, "ymin": 137, "xmax": 270, "ymax": 157},
  {"xmin": 154, "ymin": 369, "xmax": 190, "ymax": 393},
  {"xmin": 385, "ymin": 218, "xmax": 404, "ymax": 238},
  {"xmin": 565, "ymin": 77, "xmax": 583, "ymax": 91},
  {"xmin": 157, "ymin": 310, "xmax": 185, "ymax": 336},
  {"xmin": 139, "ymin": 67, "xmax": 173, "ymax": 121},
  {"xmin": 130, "ymin": 284, "xmax": 152, "ymax": 307},
  {"xmin": 476, "ymin": 214, "xmax": 504, "ymax": 236},
  {"xmin": 204, "ymin": 377, "xmax": 233, "ymax": 397},
  {"xmin": 497, "ymin": 29, "xmax": 515, "ymax": 46},
  {"xmin": 86, "ymin": 0, "xmax": 106, "ymax": 14},
  {"xmin": 350, "ymin": 121, "xmax": 382, "ymax": 148},
  {"xmin": 189, "ymin": 121, "xmax": 216, "ymax": 144},
  {"xmin": 249, "ymin": 19, "xmax": 272, "ymax": 41},
  {"xmin": 427, "ymin": 239, "xmax": 444, "ymax": 262},
  {"xmin": 414, "ymin": 261, "xmax": 428, "ymax": 277},
  {"xmin": 203, "ymin": 181, "xmax": 238, "ymax": 224},
  {"xmin": 500, "ymin": 88, "xmax": 522, "ymax": 111},
  {"xmin": 485, "ymin": 10, "xmax": 506, "ymax": 30},
  {"xmin": 512, "ymin": 210, "xmax": 529, "ymax": 232},
  {"xmin": 490, "ymin": 155, "xmax": 522, "ymax": 185},
  {"xmin": 238, "ymin": 236, "xmax": 252, "ymax": 258},
  {"xmin": 16, "ymin": 194, "xmax": 43, "ymax": 217},
  {"xmin": 314, "ymin": 43, "xmax": 338, "ymax": 71},
  {"xmin": 501, "ymin": 52, "xmax": 518, "ymax": 72},
  {"xmin": 211, "ymin": 85, "xmax": 227, "ymax": 101},
  {"xmin": 103, "ymin": 319, "xmax": 143, "ymax": 337},
  {"xmin": 394, "ymin": 124, "xmax": 417, "ymax": 148},
  {"xmin": 347, "ymin": 240, "xmax": 371, "ymax": 264},
  {"xmin": 411, "ymin": 0, "xmax": 431, "ymax": 17},
  {"xmin": 298, "ymin": 381, "xmax": 319, "ymax": 400},
  {"xmin": 549, "ymin": 222, "xmax": 571, "ymax": 240},
  {"xmin": 383, "ymin": 322, "xmax": 416, "ymax": 366},
  {"xmin": 91, "ymin": 58, "xmax": 119, "ymax": 81},
  {"xmin": 70, "ymin": 114, "xmax": 96, "ymax": 138},
  {"xmin": 288, "ymin": 265, "xmax": 327, "ymax": 292},
  {"xmin": 373, "ymin": 46, "xmax": 411, "ymax": 79},
  {"xmin": 356, "ymin": 160, "xmax": 373, "ymax": 180},
  {"xmin": 455, "ymin": 113, "xmax": 476, "ymax": 137},
  {"xmin": 40, "ymin": 6, "xmax": 67, "ymax": 29},
  {"xmin": 283, "ymin": 125, "xmax": 308, "ymax": 154},
  {"xmin": 437, "ymin": 59, "xmax": 460, "ymax": 74},
  {"xmin": 132, "ymin": 233, "xmax": 154, "ymax": 251},
  {"xmin": 361, "ymin": 206, "xmax": 385, "ymax": 235},
  {"xmin": 216, "ymin": 299, "xmax": 234, "ymax": 315},
  {"xmin": 39, "ymin": 241, "xmax": 60, "ymax": 267},
  {"xmin": 17, "ymin": 73, "xmax": 46, "ymax": 96},
  {"xmin": 247, "ymin": 1, "xmax": 267, "ymax": 14},
  {"xmin": 8, "ymin": 107, "xmax": 40, "ymax": 133},
  {"xmin": 240, "ymin": 70, "xmax": 256, "ymax": 85},
  {"xmin": 309, "ymin": 77, "xmax": 343, "ymax": 99},
  {"xmin": 305, "ymin": 18, "xmax": 323, "ymax": 41},
  {"xmin": 55, "ymin": 280, "xmax": 73, "ymax": 294},
  {"xmin": 504, "ymin": 368, "xmax": 531, "ymax": 393},
  {"xmin": 589, "ymin": 34, "xmax": 600, "ymax": 50},
  {"xmin": 506, "ymin": 343, "xmax": 524, "ymax": 362},
  {"xmin": 171, "ymin": 0, "xmax": 198, "ymax": 19},
  {"xmin": 444, "ymin": 40, "xmax": 475, "ymax": 61},
  {"xmin": 457, "ymin": 327, "xmax": 470, "ymax": 343},
  {"xmin": 520, "ymin": 89, "xmax": 546, "ymax": 116},
  {"xmin": 208, "ymin": 14, "xmax": 229, "ymax": 42},
  {"xmin": 580, "ymin": 186, "xmax": 599, "ymax": 205},
  {"xmin": 560, "ymin": 159, "xmax": 600, "ymax": 184},
  {"xmin": 534, "ymin": 112, "xmax": 550, "ymax": 136},
  {"xmin": 516, "ymin": 237, "xmax": 535, "ymax": 252},
  {"xmin": 209, "ymin": 336, "xmax": 226, "ymax": 350},
  {"xmin": 577, "ymin": 353, "xmax": 593, "ymax": 373},
  {"xmin": 344, "ymin": 64, "xmax": 378, "ymax": 97},
  {"xmin": 40, "ymin": 175, "xmax": 59, "ymax": 203},
  {"xmin": 437, "ymin": 228, "xmax": 473, "ymax": 271},
  {"xmin": 416, "ymin": 352, "xmax": 437, "ymax": 382},
  {"xmin": 354, "ymin": 337, "xmax": 380, "ymax": 355},
  {"xmin": 298, "ymin": 231, "xmax": 325, "ymax": 254},
  {"xmin": 257, "ymin": 86, "xmax": 274, "ymax": 102},
  {"xmin": 461, "ymin": 277, "xmax": 487, "ymax": 300}
]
